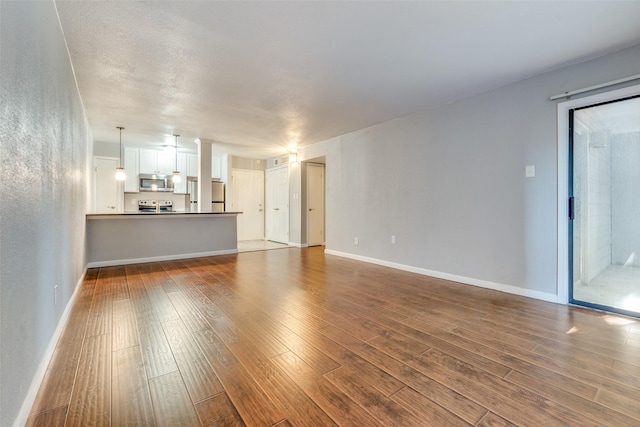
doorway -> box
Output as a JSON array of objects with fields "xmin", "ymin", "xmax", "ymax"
[
  {"xmin": 306, "ymin": 163, "xmax": 325, "ymax": 246},
  {"xmin": 94, "ymin": 156, "xmax": 121, "ymax": 213},
  {"xmin": 569, "ymin": 95, "xmax": 640, "ymax": 316},
  {"xmin": 265, "ymin": 166, "xmax": 290, "ymax": 244},
  {"xmin": 230, "ymin": 169, "xmax": 264, "ymax": 241}
]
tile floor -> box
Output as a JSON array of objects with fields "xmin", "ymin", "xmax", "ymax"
[
  {"xmin": 237, "ymin": 239, "xmax": 291, "ymax": 253},
  {"xmin": 574, "ymin": 264, "xmax": 640, "ymax": 314}
]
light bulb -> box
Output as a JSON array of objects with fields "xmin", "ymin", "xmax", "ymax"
[
  {"xmin": 172, "ymin": 171, "xmax": 181, "ymax": 183},
  {"xmin": 115, "ymin": 167, "xmax": 126, "ymax": 181}
]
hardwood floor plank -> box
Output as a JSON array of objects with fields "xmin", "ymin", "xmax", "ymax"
[
  {"xmin": 162, "ymin": 318, "xmax": 225, "ymax": 403},
  {"xmin": 317, "ymin": 324, "xmax": 488, "ymax": 424},
  {"xmin": 414, "ymin": 348, "xmax": 599, "ymax": 427},
  {"xmin": 323, "ymin": 367, "xmax": 424, "ymax": 426},
  {"xmin": 146, "ymin": 284, "xmax": 181, "ymax": 323},
  {"xmin": 272, "ymin": 351, "xmax": 385, "ymax": 427},
  {"xmin": 86, "ymin": 292, "xmax": 113, "ymax": 337},
  {"xmin": 112, "ymin": 299, "xmax": 139, "ymax": 350},
  {"xmin": 167, "ymin": 290, "xmax": 211, "ymax": 333},
  {"xmin": 195, "ymin": 393, "xmax": 247, "ymax": 427},
  {"xmin": 504, "ymin": 369, "xmax": 640, "ymax": 426},
  {"xmin": 475, "ymin": 411, "xmax": 518, "ymax": 427},
  {"xmin": 240, "ymin": 310, "xmax": 342, "ymax": 375},
  {"xmin": 66, "ymin": 334, "xmax": 111, "ymax": 427},
  {"xmin": 225, "ymin": 328, "xmax": 338, "ymax": 426},
  {"xmin": 390, "ymin": 387, "xmax": 472, "ymax": 427},
  {"xmin": 194, "ymin": 328, "xmax": 285, "ymax": 426},
  {"xmin": 149, "ymin": 370, "xmax": 200, "ymax": 427},
  {"xmin": 25, "ymin": 405, "xmax": 68, "ymax": 427},
  {"xmin": 138, "ymin": 319, "xmax": 178, "ymax": 379},
  {"xmin": 112, "ymin": 346, "xmax": 156, "ymax": 426}
]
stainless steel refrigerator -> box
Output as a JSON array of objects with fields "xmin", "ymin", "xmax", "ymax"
[
  {"xmin": 211, "ymin": 181, "xmax": 225, "ymax": 212},
  {"xmin": 188, "ymin": 179, "xmax": 225, "ymax": 212}
]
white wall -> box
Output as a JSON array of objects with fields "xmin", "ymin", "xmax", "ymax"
[
  {"xmin": 300, "ymin": 44, "xmax": 640, "ymax": 299},
  {"xmin": 0, "ymin": 2, "xmax": 91, "ymax": 426}
]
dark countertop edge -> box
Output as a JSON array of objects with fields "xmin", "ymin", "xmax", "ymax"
[{"xmin": 87, "ymin": 211, "xmax": 241, "ymax": 218}]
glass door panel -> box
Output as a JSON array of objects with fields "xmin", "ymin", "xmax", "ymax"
[{"xmin": 571, "ymin": 96, "xmax": 640, "ymax": 316}]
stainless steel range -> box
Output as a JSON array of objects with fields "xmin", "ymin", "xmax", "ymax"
[{"xmin": 138, "ymin": 200, "xmax": 173, "ymax": 212}]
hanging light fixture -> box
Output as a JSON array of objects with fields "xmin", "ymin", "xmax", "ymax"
[
  {"xmin": 115, "ymin": 126, "xmax": 126, "ymax": 181},
  {"xmin": 172, "ymin": 134, "xmax": 181, "ymax": 183}
]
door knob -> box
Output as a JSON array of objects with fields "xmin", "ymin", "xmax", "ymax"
[{"xmin": 309, "ymin": 208, "xmax": 315, "ymax": 211}]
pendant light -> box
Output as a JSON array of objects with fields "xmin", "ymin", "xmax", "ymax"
[
  {"xmin": 115, "ymin": 126, "xmax": 126, "ymax": 181},
  {"xmin": 172, "ymin": 134, "xmax": 181, "ymax": 183}
]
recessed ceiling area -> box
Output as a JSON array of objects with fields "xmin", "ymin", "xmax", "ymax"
[{"xmin": 55, "ymin": 1, "xmax": 640, "ymax": 157}]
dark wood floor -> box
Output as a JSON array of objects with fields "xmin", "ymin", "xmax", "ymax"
[{"xmin": 27, "ymin": 246, "xmax": 640, "ymax": 426}]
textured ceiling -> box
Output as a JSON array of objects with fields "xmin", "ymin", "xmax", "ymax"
[{"xmin": 55, "ymin": 1, "xmax": 640, "ymax": 156}]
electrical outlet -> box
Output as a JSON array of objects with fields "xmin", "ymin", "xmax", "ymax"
[
  {"xmin": 132, "ymin": 198, "xmax": 137, "ymax": 205},
  {"xmin": 391, "ymin": 235, "xmax": 396, "ymax": 244},
  {"xmin": 525, "ymin": 165, "xmax": 535, "ymax": 177},
  {"xmin": 354, "ymin": 237, "xmax": 359, "ymax": 245}
]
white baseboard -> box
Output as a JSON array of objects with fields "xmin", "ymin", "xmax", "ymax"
[
  {"xmin": 288, "ymin": 242, "xmax": 309, "ymax": 248},
  {"xmin": 86, "ymin": 249, "xmax": 238, "ymax": 268},
  {"xmin": 13, "ymin": 268, "xmax": 87, "ymax": 427},
  {"xmin": 324, "ymin": 249, "xmax": 559, "ymax": 304}
]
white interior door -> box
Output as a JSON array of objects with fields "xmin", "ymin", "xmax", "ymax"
[
  {"xmin": 307, "ymin": 163, "xmax": 325, "ymax": 246},
  {"xmin": 231, "ymin": 169, "xmax": 264, "ymax": 241},
  {"xmin": 266, "ymin": 166, "xmax": 289, "ymax": 244},
  {"xmin": 94, "ymin": 156, "xmax": 121, "ymax": 213}
]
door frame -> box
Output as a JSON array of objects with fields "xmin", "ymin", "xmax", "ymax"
[
  {"xmin": 93, "ymin": 155, "xmax": 122, "ymax": 213},
  {"xmin": 556, "ymin": 83, "xmax": 640, "ymax": 304}
]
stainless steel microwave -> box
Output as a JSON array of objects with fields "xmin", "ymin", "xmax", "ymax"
[{"xmin": 139, "ymin": 173, "xmax": 174, "ymax": 192}]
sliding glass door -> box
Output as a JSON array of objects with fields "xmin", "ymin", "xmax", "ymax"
[{"xmin": 570, "ymin": 95, "xmax": 640, "ymax": 316}]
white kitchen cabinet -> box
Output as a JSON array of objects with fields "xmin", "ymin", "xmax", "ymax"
[
  {"xmin": 212, "ymin": 155, "xmax": 222, "ymax": 179},
  {"xmin": 123, "ymin": 147, "xmax": 139, "ymax": 192},
  {"xmin": 174, "ymin": 153, "xmax": 188, "ymax": 194},
  {"xmin": 186, "ymin": 154, "xmax": 198, "ymax": 177},
  {"xmin": 139, "ymin": 148, "xmax": 158, "ymax": 174},
  {"xmin": 157, "ymin": 150, "xmax": 175, "ymax": 175},
  {"xmin": 139, "ymin": 148, "xmax": 175, "ymax": 175}
]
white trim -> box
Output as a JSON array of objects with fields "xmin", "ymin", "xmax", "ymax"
[
  {"xmin": 550, "ymin": 73, "xmax": 640, "ymax": 101},
  {"xmin": 288, "ymin": 242, "xmax": 309, "ymax": 248},
  {"xmin": 13, "ymin": 268, "xmax": 87, "ymax": 427},
  {"xmin": 555, "ymin": 83, "xmax": 640, "ymax": 305},
  {"xmin": 325, "ymin": 250, "xmax": 558, "ymax": 304},
  {"xmin": 87, "ymin": 249, "xmax": 238, "ymax": 268}
]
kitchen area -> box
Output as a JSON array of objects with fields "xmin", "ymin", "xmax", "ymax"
[
  {"xmin": 120, "ymin": 145, "xmax": 227, "ymax": 214},
  {"xmin": 87, "ymin": 138, "xmax": 243, "ymax": 267}
]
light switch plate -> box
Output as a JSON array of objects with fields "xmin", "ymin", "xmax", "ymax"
[{"xmin": 525, "ymin": 165, "xmax": 535, "ymax": 178}]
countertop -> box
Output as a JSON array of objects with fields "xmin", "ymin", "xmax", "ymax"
[{"xmin": 87, "ymin": 211, "xmax": 241, "ymax": 218}]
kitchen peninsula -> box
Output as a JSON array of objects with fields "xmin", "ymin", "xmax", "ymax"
[{"xmin": 86, "ymin": 211, "xmax": 241, "ymax": 267}]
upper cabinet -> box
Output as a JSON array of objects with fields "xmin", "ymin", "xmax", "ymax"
[
  {"xmin": 124, "ymin": 147, "xmax": 139, "ymax": 192},
  {"xmin": 139, "ymin": 148, "xmax": 175, "ymax": 175},
  {"xmin": 186, "ymin": 154, "xmax": 198, "ymax": 177},
  {"xmin": 157, "ymin": 150, "xmax": 176, "ymax": 175},
  {"xmin": 139, "ymin": 148, "xmax": 157, "ymax": 174}
]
